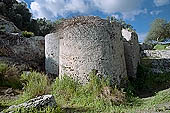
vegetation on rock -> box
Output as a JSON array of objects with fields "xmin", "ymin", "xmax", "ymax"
[{"xmin": 0, "ymin": 0, "xmax": 57, "ymax": 36}]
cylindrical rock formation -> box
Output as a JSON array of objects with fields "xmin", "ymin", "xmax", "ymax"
[{"xmin": 45, "ymin": 16, "xmax": 127, "ymax": 86}]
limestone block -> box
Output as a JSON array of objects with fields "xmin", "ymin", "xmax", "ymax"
[
  {"xmin": 122, "ymin": 29, "xmax": 140, "ymax": 78},
  {"xmin": 45, "ymin": 33, "xmax": 59, "ymax": 75}
]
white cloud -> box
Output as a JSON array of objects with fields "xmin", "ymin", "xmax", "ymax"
[
  {"xmin": 92, "ymin": 0, "xmax": 141, "ymax": 13},
  {"xmin": 30, "ymin": 0, "xmax": 90, "ymax": 19},
  {"xmin": 154, "ymin": 0, "xmax": 170, "ymax": 6},
  {"xmin": 122, "ymin": 8, "xmax": 147, "ymax": 21},
  {"xmin": 111, "ymin": 14, "xmax": 120, "ymax": 19},
  {"xmin": 30, "ymin": 0, "xmax": 146, "ymax": 20},
  {"xmin": 138, "ymin": 32, "xmax": 148, "ymax": 42},
  {"xmin": 16, "ymin": 0, "xmax": 24, "ymax": 2},
  {"xmin": 150, "ymin": 10, "xmax": 162, "ymax": 15}
]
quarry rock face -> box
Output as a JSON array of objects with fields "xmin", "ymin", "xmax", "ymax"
[
  {"xmin": 0, "ymin": 31, "xmax": 45, "ymax": 71},
  {"xmin": 0, "ymin": 17, "xmax": 20, "ymax": 33},
  {"xmin": 45, "ymin": 16, "xmax": 127, "ymax": 85},
  {"xmin": 122, "ymin": 29, "xmax": 140, "ymax": 79}
]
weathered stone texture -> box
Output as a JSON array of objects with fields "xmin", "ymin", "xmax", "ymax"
[
  {"xmin": 144, "ymin": 50, "xmax": 170, "ymax": 59},
  {"xmin": 0, "ymin": 31, "xmax": 44, "ymax": 71},
  {"xmin": 122, "ymin": 29, "xmax": 140, "ymax": 78},
  {"xmin": 0, "ymin": 17, "xmax": 20, "ymax": 33},
  {"xmin": 46, "ymin": 16, "xmax": 127, "ymax": 85},
  {"xmin": 45, "ymin": 33, "xmax": 59, "ymax": 75},
  {"xmin": 5, "ymin": 95, "xmax": 56, "ymax": 113}
]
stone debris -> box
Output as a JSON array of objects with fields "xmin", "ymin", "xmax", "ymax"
[{"xmin": 5, "ymin": 95, "xmax": 57, "ymax": 112}]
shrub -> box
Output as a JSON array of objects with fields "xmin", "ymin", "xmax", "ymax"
[
  {"xmin": 52, "ymin": 70, "xmax": 126, "ymax": 112},
  {"xmin": 21, "ymin": 31, "xmax": 34, "ymax": 38},
  {"xmin": 0, "ymin": 63, "xmax": 21, "ymax": 89},
  {"xmin": 18, "ymin": 71, "xmax": 50, "ymax": 102},
  {"xmin": 153, "ymin": 44, "xmax": 168, "ymax": 50}
]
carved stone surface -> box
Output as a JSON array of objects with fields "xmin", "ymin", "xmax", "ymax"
[
  {"xmin": 122, "ymin": 29, "xmax": 140, "ymax": 78},
  {"xmin": 45, "ymin": 16, "xmax": 127, "ymax": 85}
]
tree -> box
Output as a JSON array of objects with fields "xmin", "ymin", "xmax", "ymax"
[{"xmin": 144, "ymin": 18, "xmax": 170, "ymax": 43}]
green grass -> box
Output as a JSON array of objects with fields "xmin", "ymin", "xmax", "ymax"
[
  {"xmin": 153, "ymin": 44, "xmax": 169, "ymax": 50},
  {"xmin": 1, "ymin": 68, "xmax": 170, "ymax": 113},
  {"xmin": 0, "ymin": 63, "xmax": 22, "ymax": 89},
  {"xmin": 51, "ymin": 72, "xmax": 127, "ymax": 112},
  {"xmin": 16, "ymin": 71, "xmax": 50, "ymax": 103}
]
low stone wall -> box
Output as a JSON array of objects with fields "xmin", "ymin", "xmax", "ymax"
[
  {"xmin": 142, "ymin": 50, "xmax": 170, "ymax": 73},
  {"xmin": 144, "ymin": 50, "xmax": 170, "ymax": 59}
]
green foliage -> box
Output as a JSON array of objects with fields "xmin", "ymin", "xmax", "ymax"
[
  {"xmin": 0, "ymin": 63, "xmax": 21, "ymax": 89},
  {"xmin": 5, "ymin": 106, "xmax": 63, "ymax": 113},
  {"xmin": 107, "ymin": 16, "xmax": 136, "ymax": 32},
  {"xmin": 52, "ymin": 71, "xmax": 126, "ymax": 112},
  {"xmin": 144, "ymin": 18, "xmax": 170, "ymax": 43},
  {"xmin": 18, "ymin": 72, "xmax": 49, "ymax": 103},
  {"xmin": 0, "ymin": 0, "xmax": 31, "ymax": 30},
  {"xmin": 0, "ymin": 0, "xmax": 55, "ymax": 36},
  {"xmin": 21, "ymin": 31, "xmax": 34, "ymax": 38},
  {"xmin": 153, "ymin": 44, "xmax": 169, "ymax": 50},
  {"xmin": 0, "ymin": 25, "xmax": 5, "ymax": 32}
]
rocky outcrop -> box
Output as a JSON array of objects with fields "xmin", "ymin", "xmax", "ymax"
[
  {"xmin": 0, "ymin": 31, "xmax": 44, "ymax": 71},
  {"xmin": 122, "ymin": 29, "xmax": 140, "ymax": 79},
  {"xmin": 5, "ymin": 95, "xmax": 56, "ymax": 112},
  {"xmin": 0, "ymin": 17, "xmax": 20, "ymax": 33},
  {"xmin": 45, "ymin": 16, "xmax": 127, "ymax": 86}
]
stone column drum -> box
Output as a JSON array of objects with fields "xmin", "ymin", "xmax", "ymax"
[{"xmin": 57, "ymin": 16, "xmax": 127, "ymax": 85}]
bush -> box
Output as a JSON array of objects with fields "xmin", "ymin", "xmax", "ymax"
[
  {"xmin": 0, "ymin": 63, "xmax": 21, "ymax": 89},
  {"xmin": 21, "ymin": 31, "xmax": 34, "ymax": 38},
  {"xmin": 52, "ymin": 71, "xmax": 126, "ymax": 112},
  {"xmin": 18, "ymin": 71, "xmax": 50, "ymax": 102},
  {"xmin": 153, "ymin": 44, "xmax": 170, "ymax": 50}
]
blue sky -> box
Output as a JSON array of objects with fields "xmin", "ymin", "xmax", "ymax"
[{"xmin": 18, "ymin": 0, "xmax": 170, "ymax": 42}]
